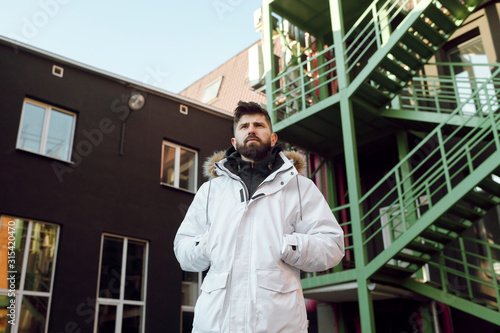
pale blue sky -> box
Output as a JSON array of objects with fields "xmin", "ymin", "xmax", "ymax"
[{"xmin": 0, "ymin": 0, "xmax": 263, "ymax": 93}]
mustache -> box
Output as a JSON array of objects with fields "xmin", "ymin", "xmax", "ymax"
[{"xmin": 245, "ymin": 135, "xmax": 261, "ymax": 144}]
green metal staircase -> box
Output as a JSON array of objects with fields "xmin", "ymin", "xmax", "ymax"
[
  {"xmin": 346, "ymin": 0, "xmax": 481, "ymax": 107},
  {"xmin": 264, "ymin": 0, "xmax": 500, "ymax": 328}
]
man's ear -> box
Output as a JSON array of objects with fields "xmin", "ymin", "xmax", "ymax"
[
  {"xmin": 271, "ymin": 133, "xmax": 278, "ymax": 147},
  {"xmin": 231, "ymin": 138, "xmax": 237, "ymax": 150}
]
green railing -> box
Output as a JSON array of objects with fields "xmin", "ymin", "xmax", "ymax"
[
  {"xmin": 427, "ymin": 235, "xmax": 500, "ymax": 312},
  {"xmin": 360, "ymin": 66, "xmax": 500, "ymax": 259},
  {"xmin": 270, "ymin": 43, "xmax": 338, "ymax": 120},
  {"xmin": 399, "ymin": 62, "xmax": 500, "ymax": 115}
]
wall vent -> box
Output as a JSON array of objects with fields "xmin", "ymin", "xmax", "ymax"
[
  {"xmin": 52, "ymin": 65, "xmax": 64, "ymax": 78},
  {"xmin": 180, "ymin": 105, "xmax": 188, "ymax": 115}
]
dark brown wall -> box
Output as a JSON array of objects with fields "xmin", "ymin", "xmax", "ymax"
[{"xmin": 0, "ymin": 41, "xmax": 233, "ymax": 332}]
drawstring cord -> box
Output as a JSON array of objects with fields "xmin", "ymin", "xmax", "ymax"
[
  {"xmin": 206, "ymin": 178, "xmax": 212, "ymax": 228},
  {"xmin": 296, "ymin": 175, "xmax": 303, "ymax": 221}
]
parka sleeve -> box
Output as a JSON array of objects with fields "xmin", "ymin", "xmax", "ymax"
[
  {"xmin": 173, "ymin": 181, "xmax": 211, "ymax": 272},
  {"xmin": 281, "ymin": 176, "xmax": 345, "ymax": 272}
]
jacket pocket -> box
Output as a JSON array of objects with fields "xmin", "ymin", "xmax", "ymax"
[
  {"xmin": 194, "ymin": 270, "xmax": 230, "ymax": 332},
  {"xmin": 200, "ymin": 270, "xmax": 229, "ymax": 293},
  {"xmin": 256, "ymin": 268, "xmax": 300, "ymax": 293}
]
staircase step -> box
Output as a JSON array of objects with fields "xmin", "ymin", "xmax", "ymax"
[
  {"xmin": 390, "ymin": 45, "xmax": 423, "ymax": 70},
  {"xmin": 406, "ymin": 240, "xmax": 444, "ymax": 254},
  {"xmin": 394, "ymin": 251, "xmax": 431, "ymax": 265},
  {"xmin": 462, "ymin": 190, "xmax": 500, "ymax": 210},
  {"xmin": 381, "ymin": 263, "xmax": 417, "ymax": 277},
  {"xmin": 438, "ymin": 0, "xmax": 470, "ymax": 20},
  {"xmin": 421, "ymin": 228, "xmax": 458, "ymax": 243},
  {"xmin": 479, "ymin": 177, "xmax": 500, "ymax": 197},
  {"xmin": 423, "ymin": 4, "xmax": 458, "ymax": 34},
  {"xmin": 449, "ymin": 202, "xmax": 486, "ymax": 220},
  {"xmin": 412, "ymin": 19, "xmax": 447, "ymax": 47},
  {"xmin": 435, "ymin": 216, "xmax": 473, "ymax": 232},
  {"xmin": 357, "ymin": 82, "xmax": 391, "ymax": 106},
  {"xmin": 380, "ymin": 57, "xmax": 413, "ymax": 81},
  {"xmin": 401, "ymin": 33, "xmax": 434, "ymax": 60},
  {"xmin": 369, "ymin": 70, "xmax": 402, "ymax": 92}
]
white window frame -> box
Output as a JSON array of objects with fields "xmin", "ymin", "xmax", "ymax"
[
  {"xmin": 0, "ymin": 216, "xmax": 60, "ymax": 333},
  {"xmin": 94, "ymin": 234, "xmax": 149, "ymax": 333},
  {"xmin": 16, "ymin": 98, "xmax": 76, "ymax": 162},
  {"xmin": 160, "ymin": 141, "xmax": 198, "ymax": 193}
]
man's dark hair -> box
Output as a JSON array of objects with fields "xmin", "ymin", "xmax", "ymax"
[{"xmin": 233, "ymin": 101, "xmax": 273, "ymax": 133}]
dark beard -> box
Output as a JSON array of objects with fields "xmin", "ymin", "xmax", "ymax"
[{"xmin": 236, "ymin": 138, "xmax": 271, "ymax": 161}]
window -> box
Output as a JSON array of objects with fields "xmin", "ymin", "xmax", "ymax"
[
  {"xmin": 180, "ymin": 271, "xmax": 204, "ymax": 333},
  {"xmin": 95, "ymin": 235, "xmax": 148, "ymax": 333},
  {"xmin": 161, "ymin": 141, "xmax": 198, "ymax": 192},
  {"xmin": 17, "ymin": 98, "xmax": 76, "ymax": 162},
  {"xmin": 447, "ymin": 37, "xmax": 498, "ymax": 115},
  {"xmin": 201, "ymin": 76, "xmax": 223, "ymax": 104},
  {"xmin": 0, "ymin": 216, "xmax": 60, "ymax": 333}
]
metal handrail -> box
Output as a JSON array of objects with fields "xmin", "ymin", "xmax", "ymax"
[
  {"xmin": 270, "ymin": 43, "xmax": 338, "ymax": 119},
  {"xmin": 399, "ymin": 62, "xmax": 500, "ymax": 115},
  {"xmin": 427, "ymin": 235, "xmax": 500, "ymax": 311}
]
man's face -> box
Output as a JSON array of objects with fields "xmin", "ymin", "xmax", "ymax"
[{"xmin": 231, "ymin": 114, "xmax": 278, "ymax": 162}]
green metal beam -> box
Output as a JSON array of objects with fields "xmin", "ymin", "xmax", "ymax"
[
  {"xmin": 263, "ymin": 1, "xmax": 278, "ymax": 124},
  {"xmin": 403, "ymin": 279, "xmax": 500, "ymax": 326},
  {"xmin": 381, "ymin": 108, "xmax": 491, "ymax": 128},
  {"xmin": 273, "ymin": 94, "xmax": 341, "ymax": 132},
  {"xmin": 330, "ymin": 0, "xmax": 376, "ymax": 330}
]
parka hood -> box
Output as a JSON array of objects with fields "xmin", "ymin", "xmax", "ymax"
[{"xmin": 203, "ymin": 147, "xmax": 306, "ymax": 179}]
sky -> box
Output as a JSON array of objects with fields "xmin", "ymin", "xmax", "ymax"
[{"xmin": 0, "ymin": 0, "xmax": 264, "ymax": 93}]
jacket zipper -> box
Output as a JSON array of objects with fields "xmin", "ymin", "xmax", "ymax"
[{"xmin": 216, "ymin": 163, "xmax": 250, "ymax": 210}]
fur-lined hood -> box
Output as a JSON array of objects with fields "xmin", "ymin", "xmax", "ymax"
[{"xmin": 203, "ymin": 150, "xmax": 306, "ymax": 179}]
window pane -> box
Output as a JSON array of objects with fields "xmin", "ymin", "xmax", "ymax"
[
  {"xmin": 45, "ymin": 110, "xmax": 74, "ymax": 161},
  {"xmin": 122, "ymin": 305, "xmax": 143, "ymax": 333},
  {"xmin": 98, "ymin": 304, "xmax": 116, "ymax": 333},
  {"xmin": 161, "ymin": 145, "xmax": 176, "ymax": 186},
  {"xmin": 179, "ymin": 149, "xmax": 196, "ymax": 192},
  {"xmin": 24, "ymin": 223, "xmax": 58, "ymax": 292},
  {"xmin": 18, "ymin": 295, "xmax": 48, "ymax": 333},
  {"xmin": 125, "ymin": 241, "xmax": 146, "ymax": 301},
  {"xmin": 0, "ymin": 217, "xmax": 29, "ymax": 290},
  {"xmin": 181, "ymin": 272, "xmax": 199, "ymax": 306},
  {"xmin": 17, "ymin": 102, "xmax": 45, "ymax": 153},
  {"xmin": 181, "ymin": 310, "xmax": 194, "ymax": 333},
  {"xmin": 0, "ymin": 295, "xmax": 15, "ymax": 333},
  {"xmin": 201, "ymin": 77, "xmax": 223, "ymax": 103},
  {"xmin": 99, "ymin": 237, "xmax": 123, "ymax": 299}
]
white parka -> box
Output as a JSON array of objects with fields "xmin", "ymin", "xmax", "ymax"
[{"xmin": 174, "ymin": 150, "xmax": 345, "ymax": 333}]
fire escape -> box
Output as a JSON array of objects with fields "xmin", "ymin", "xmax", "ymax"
[{"xmin": 261, "ymin": 0, "xmax": 500, "ymax": 331}]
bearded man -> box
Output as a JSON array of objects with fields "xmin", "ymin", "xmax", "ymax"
[{"xmin": 174, "ymin": 101, "xmax": 344, "ymax": 332}]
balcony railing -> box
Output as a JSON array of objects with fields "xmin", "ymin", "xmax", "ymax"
[{"xmin": 399, "ymin": 62, "xmax": 500, "ymax": 115}]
